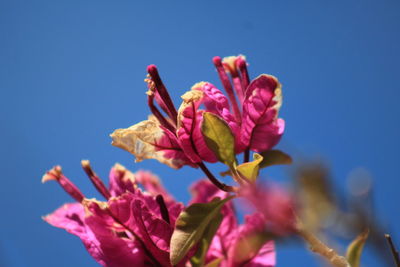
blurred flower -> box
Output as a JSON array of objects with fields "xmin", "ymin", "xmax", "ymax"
[
  {"xmin": 110, "ymin": 55, "xmax": 284, "ymax": 169},
  {"xmin": 240, "ymin": 183, "xmax": 297, "ymax": 236},
  {"xmin": 191, "ymin": 180, "xmax": 276, "ymax": 267},
  {"xmin": 43, "ymin": 162, "xmax": 185, "ymax": 267}
]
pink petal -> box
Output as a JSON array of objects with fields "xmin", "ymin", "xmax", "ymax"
[
  {"xmin": 107, "ymin": 190, "xmax": 184, "ymax": 267},
  {"xmin": 135, "ymin": 170, "xmax": 175, "ymax": 204},
  {"xmin": 43, "ymin": 203, "xmax": 89, "ymax": 238},
  {"xmin": 43, "ymin": 203, "xmax": 105, "ymax": 265},
  {"xmin": 132, "ymin": 170, "xmax": 186, "ymax": 225},
  {"xmin": 44, "ymin": 202, "xmax": 146, "ymax": 267},
  {"xmin": 108, "ymin": 164, "xmax": 137, "ymax": 197},
  {"xmin": 131, "ymin": 197, "xmax": 173, "ymax": 266},
  {"xmin": 241, "ymin": 75, "xmax": 284, "ymax": 152},
  {"xmin": 157, "ymin": 125, "xmax": 196, "ymax": 168},
  {"xmin": 194, "ymin": 82, "xmax": 244, "ymax": 153},
  {"xmin": 83, "ymin": 200, "xmax": 149, "ymax": 267},
  {"xmin": 177, "ymin": 90, "xmax": 218, "ymax": 163}
]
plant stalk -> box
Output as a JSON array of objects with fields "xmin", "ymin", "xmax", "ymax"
[{"xmin": 296, "ymin": 222, "xmax": 350, "ymax": 267}]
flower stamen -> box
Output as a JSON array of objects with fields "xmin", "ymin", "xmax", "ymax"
[
  {"xmin": 155, "ymin": 194, "xmax": 170, "ymax": 224},
  {"xmin": 236, "ymin": 57, "xmax": 250, "ymax": 95},
  {"xmin": 223, "ymin": 56, "xmax": 245, "ymax": 104},
  {"xmin": 81, "ymin": 160, "xmax": 111, "ymax": 200},
  {"xmin": 42, "ymin": 166, "xmax": 85, "ymax": 202},
  {"xmin": 213, "ymin": 56, "xmax": 242, "ymax": 124},
  {"xmin": 147, "ymin": 93, "xmax": 176, "ymax": 133},
  {"xmin": 147, "ymin": 65, "xmax": 178, "ymax": 126}
]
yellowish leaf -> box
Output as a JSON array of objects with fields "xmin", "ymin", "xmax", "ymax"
[
  {"xmin": 236, "ymin": 153, "xmax": 263, "ymax": 182},
  {"xmin": 346, "ymin": 229, "xmax": 369, "ymax": 267}
]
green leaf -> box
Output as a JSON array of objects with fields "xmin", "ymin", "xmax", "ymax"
[
  {"xmin": 201, "ymin": 112, "xmax": 237, "ymax": 168},
  {"xmin": 346, "ymin": 229, "xmax": 369, "ymax": 267},
  {"xmin": 190, "ymin": 213, "xmax": 223, "ymax": 267},
  {"xmin": 236, "ymin": 153, "xmax": 263, "ymax": 182},
  {"xmin": 205, "ymin": 258, "xmax": 223, "ymax": 267},
  {"xmin": 259, "ymin": 150, "xmax": 292, "ymax": 169},
  {"xmin": 170, "ymin": 196, "xmax": 234, "ymax": 266}
]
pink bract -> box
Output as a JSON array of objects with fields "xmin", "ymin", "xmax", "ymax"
[
  {"xmin": 110, "ymin": 55, "xmax": 284, "ymax": 170},
  {"xmin": 43, "ymin": 163, "xmax": 185, "ymax": 267},
  {"xmin": 43, "ymin": 163, "xmax": 277, "ymax": 267}
]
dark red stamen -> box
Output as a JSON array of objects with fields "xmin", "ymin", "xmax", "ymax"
[
  {"xmin": 147, "ymin": 65, "xmax": 178, "ymax": 125},
  {"xmin": 155, "ymin": 194, "xmax": 170, "ymax": 224},
  {"xmin": 147, "ymin": 94, "xmax": 176, "ymax": 133},
  {"xmin": 213, "ymin": 57, "xmax": 242, "ymax": 123},
  {"xmin": 81, "ymin": 160, "xmax": 111, "ymax": 200},
  {"xmin": 42, "ymin": 166, "xmax": 85, "ymax": 202},
  {"xmin": 237, "ymin": 58, "xmax": 250, "ymax": 94},
  {"xmin": 243, "ymin": 149, "xmax": 250, "ymax": 163},
  {"xmin": 231, "ymin": 72, "xmax": 244, "ymax": 104}
]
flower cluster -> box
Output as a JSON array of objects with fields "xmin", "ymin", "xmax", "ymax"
[
  {"xmin": 44, "ymin": 55, "xmax": 297, "ymax": 267},
  {"xmin": 43, "ymin": 162, "xmax": 275, "ymax": 266},
  {"xmin": 110, "ymin": 55, "xmax": 284, "ymax": 170}
]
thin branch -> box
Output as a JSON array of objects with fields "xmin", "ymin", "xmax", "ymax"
[
  {"xmin": 296, "ymin": 222, "xmax": 350, "ymax": 267},
  {"xmin": 385, "ymin": 234, "xmax": 400, "ymax": 267}
]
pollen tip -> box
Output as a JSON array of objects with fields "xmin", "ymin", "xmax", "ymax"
[
  {"xmin": 212, "ymin": 56, "xmax": 222, "ymax": 65},
  {"xmin": 42, "ymin": 165, "xmax": 62, "ymax": 183},
  {"xmin": 236, "ymin": 57, "xmax": 247, "ymax": 68},
  {"xmin": 81, "ymin": 159, "xmax": 90, "ymax": 168},
  {"xmin": 147, "ymin": 64, "xmax": 158, "ymax": 74},
  {"xmin": 113, "ymin": 163, "xmax": 126, "ymax": 172},
  {"xmin": 41, "ymin": 173, "xmax": 54, "ymax": 183}
]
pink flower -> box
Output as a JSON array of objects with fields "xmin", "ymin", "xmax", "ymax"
[
  {"xmin": 43, "ymin": 162, "xmax": 185, "ymax": 267},
  {"xmin": 110, "ymin": 55, "xmax": 284, "ymax": 169},
  {"xmin": 191, "ymin": 180, "xmax": 276, "ymax": 267}
]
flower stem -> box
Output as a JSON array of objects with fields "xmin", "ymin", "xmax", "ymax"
[
  {"xmin": 198, "ymin": 162, "xmax": 237, "ymax": 193},
  {"xmin": 296, "ymin": 222, "xmax": 350, "ymax": 267},
  {"xmin": 243, "ymin": 148, "xmax": 250, "ymax": 163}
]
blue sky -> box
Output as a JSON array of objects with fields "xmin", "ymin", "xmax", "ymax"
[{"xmin": 1, "ymin": 0, "xmax": 399, "ymax": 266}]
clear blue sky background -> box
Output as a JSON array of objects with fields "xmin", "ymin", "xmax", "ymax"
[{"xmin": 1, "ymin": 1, "xmax": 399, "ymax": 266}]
